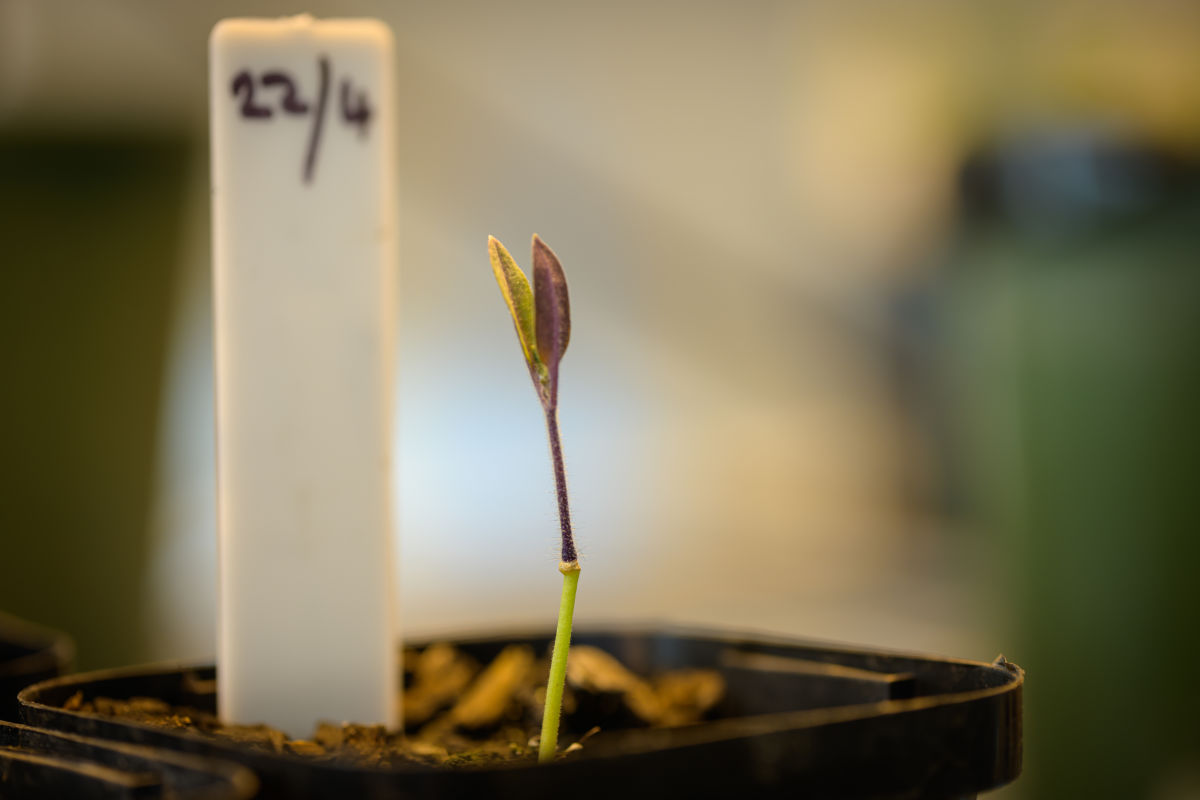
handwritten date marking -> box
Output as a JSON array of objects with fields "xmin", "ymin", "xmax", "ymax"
[{"xmin": 231, "ymin": 55, "xmax": 373, "ymax": 185}]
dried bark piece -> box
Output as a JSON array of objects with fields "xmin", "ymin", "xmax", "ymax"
[
  {"xmin": 402, "ymin": 643, "xmax": 478, "ymax": 726},
  {"xmin": 448, "ymin": 645, "xmax": 535, "ymax": 731},
  {"xmin": 566, "ymin": 645, "xmax": 724, "ymax": 726},
  {"xmin": 285, "ymin": 740, "xmax": 326, "ymax": 757},
  {"xmin": 653, "ymin": 669, "xmax": 726, "ymax": 726},
  {"xmin": 566, "ymin": 646, "xmax": 645, "ymax": 694}
]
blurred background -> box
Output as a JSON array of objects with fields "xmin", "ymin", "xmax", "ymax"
[{"xmin": 2, "ymin": 1, "xmax": 1198, "ymax": 796}]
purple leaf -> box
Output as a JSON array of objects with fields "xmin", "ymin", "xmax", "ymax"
[{"xmin": 532, "ymin": 234, "xmax": 570, "ymax": 408}]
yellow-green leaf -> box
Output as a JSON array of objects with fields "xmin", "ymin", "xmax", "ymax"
[{"xmin": 488, "ymin": 236, "xmax": 541, "ymax": 374}]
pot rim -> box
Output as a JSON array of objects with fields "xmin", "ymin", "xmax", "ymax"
[
  {"xmin": 0, "ymin": 717, "xmax": 259, "ymax": 799},
  {"xmin": 17, "ymin": 624, "xmax": 1023, "ymax": 777}
]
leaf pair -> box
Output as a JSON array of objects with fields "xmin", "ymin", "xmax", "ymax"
[{"xmin": 488, "ymin": 235, "xmax": 571, "ymax": 409}]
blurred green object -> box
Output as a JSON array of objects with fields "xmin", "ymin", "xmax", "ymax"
[
  {"xmin": 0, "ymin": 135, "xmax": 189, "ymax": 669},
  {"xmin": 946, "ymin": 134, "xmax": 1200, "ymax": 798}
]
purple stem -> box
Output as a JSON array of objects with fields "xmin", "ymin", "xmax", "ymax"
[{"xmin": 544, "ymin": 406, "xmax": 577, "ymax": 564}]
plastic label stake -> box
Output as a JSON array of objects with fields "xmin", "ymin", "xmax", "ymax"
[{"xmin": 209, "ymin": 16, "xmax": 398, "ymax": 737}]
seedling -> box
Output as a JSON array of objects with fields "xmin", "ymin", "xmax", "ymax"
[{"xmin": 487, "ymin": 234, "xmax": 577, "ymax": 763}]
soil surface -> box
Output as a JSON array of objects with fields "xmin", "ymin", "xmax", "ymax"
[{"xmin": 64, "ymin": 643, "xmax": 724, "ymax": 769}]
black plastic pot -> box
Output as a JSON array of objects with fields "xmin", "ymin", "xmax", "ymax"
[
  {"xmin": 18, "ymin": 628, "xmax": 1022, "ymax": 799},
  {"xmin": 0, "ymin": 719, "xmax": 256, "ymax": 800},
  {"xmin": 0, "ymin": 613, "xmax": 74, "ymax": 723}
]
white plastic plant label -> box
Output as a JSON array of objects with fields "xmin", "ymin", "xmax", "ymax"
[{"xmin": 209, "ymin": 15, "xmax": 398, "ymax": 737}]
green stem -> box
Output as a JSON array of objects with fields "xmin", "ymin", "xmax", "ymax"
[{"xmin": 538, "ymin": 564, "xmax": 580, "ymax": 763}]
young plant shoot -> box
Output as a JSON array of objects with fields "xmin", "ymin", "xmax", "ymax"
[{"xmin": 487, "ymin": 235, "xmax": 577, "ymax": 763}]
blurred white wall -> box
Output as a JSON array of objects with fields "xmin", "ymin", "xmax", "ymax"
[
  {"xmin": 12, "ymin": 0, "xmax": 1195, "ymax": 669},
  {"xmin": 0, "ymin": 0, "xmax": 1007, "ymax": 665}
]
